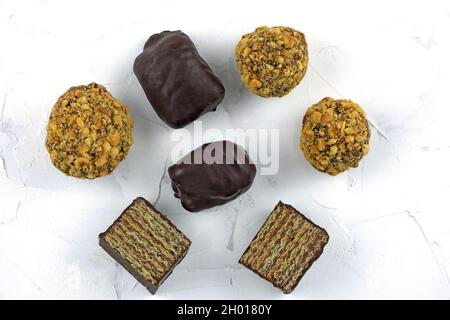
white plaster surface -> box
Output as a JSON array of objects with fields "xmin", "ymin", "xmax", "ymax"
[{"xmin": 1, "ymin": 0, "xmax": 450, "ymax": 299}]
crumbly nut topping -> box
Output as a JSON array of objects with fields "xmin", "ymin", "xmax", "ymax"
[
  {"xmin": 45, "ymin": 83, "xmax": 134, "ymax": 179},
  {"xmin": 300, "ymin": 97, "xmax": 370, "ymax": 176},
  {"xmin": 235, "ymin": 26, "xmax": 308, "ymax": 97}
]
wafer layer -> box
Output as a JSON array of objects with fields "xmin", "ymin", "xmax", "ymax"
[
  {"xmin": 239, "ymin": 201, "xmax": 329, "ymax": 293},
  {"xmin": 99, "ymin": 197, "xmax": 190, "ymax": 293}
]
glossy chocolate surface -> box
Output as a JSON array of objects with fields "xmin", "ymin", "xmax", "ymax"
[
  {"xmin": 168, "ymin": 141, "xmax": 257, "ymax": 212},
  {"xmin": 133, "ymin": 31, "xmax": 225, "ymax": 129}
]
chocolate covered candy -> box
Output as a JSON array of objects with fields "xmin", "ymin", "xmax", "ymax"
[
  {"xmin": 168, "ymin": 141, "xmax": 257, "ymax": 212},
  {"xmin": 133, "ymin": 31, "xmax": 225, "ymax": 129}
]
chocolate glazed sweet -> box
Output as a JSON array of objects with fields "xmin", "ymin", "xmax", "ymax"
[
  {"xmin": 133, "ymin": 31, "xmax": 225, "ymax": 129},
  {"xmin": 168, "ymin": 141, "xmax": 257, "ymax": 212}
]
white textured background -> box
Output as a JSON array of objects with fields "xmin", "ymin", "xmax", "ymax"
[{"xmin": 1, "ymin": 0, "xmax": 450, "ymax": 299}]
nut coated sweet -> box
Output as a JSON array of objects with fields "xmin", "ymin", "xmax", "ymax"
[
  {"xmin": 300, "ymin": 97, "xmax": 370, "ymax": 175},
  {"xmin": 45, "ymin": 83, "xmax": 134, "ymax": 179},
  {"xmin": 235, "ymin": 26, "xmax": 308, "ymax": 97}
]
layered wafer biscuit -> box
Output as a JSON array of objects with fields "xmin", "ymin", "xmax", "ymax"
[
  {"xmin": 99, "ymin": 197, "xmax": 191, "ymax": 294},
  {"xmin": 239, "ymin": 201, "xmax": 329, "ymax": 293}
]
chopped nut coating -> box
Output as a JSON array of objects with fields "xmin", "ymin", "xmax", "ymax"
[
  {"xmin": 45, "ymin": 83, "xmax": 134, "ymax": 179},
  {"xmin": 236, "ymin": 26, "xmax": 308, "ymax": 97},
  {"xmin": 300, "ymin": 97, "xmax": 370, "ymax": 175}
]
